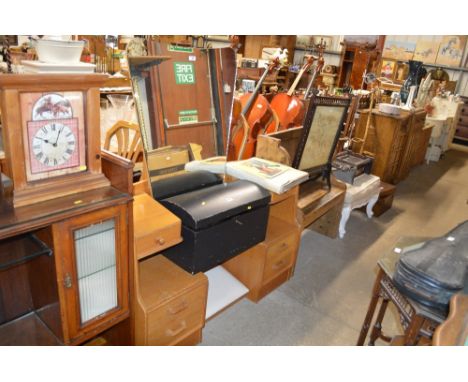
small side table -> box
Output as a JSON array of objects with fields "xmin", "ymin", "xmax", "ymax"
[
  {"xmin": 357, "ymin": 237, "xmax": 446, "ymax": 346},
  {"xmin": 339, "ymin": 173, "xmax": 380, "ymax": 238}
]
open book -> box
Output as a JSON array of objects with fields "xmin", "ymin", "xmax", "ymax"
[{"xmin": 226, "ymin": 157, "xmax": 309, "ymax": 194}]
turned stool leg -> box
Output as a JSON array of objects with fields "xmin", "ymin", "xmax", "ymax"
[
  {"xmin": 368, "ymin": 298, "xmax": 389, "ymax": 345},
  {"xmin": 404, "ymin": 315, "xmax": 425, "ymax": 345},
  {"xmin": 357, "ymin": 269, "xmax": 384, "ymax": 345}
]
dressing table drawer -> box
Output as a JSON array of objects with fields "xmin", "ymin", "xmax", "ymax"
[
  {"xmin": 136, "ymin": 255, "xmax": 208, "ymax": 346},
  {"xmin": 133, "ymin": 193, "xmax": 182, "ymax": 259},
  {"xmin": 146, "ymin": 284, "xmax": 207, "ymax": 345},
  {"xmin": 263, "ymin": 234, "xmax": 296, "ymax": 282},
  {"xmin": 135, "ymin": 225, "xmax": 182, "ymax": 260}
]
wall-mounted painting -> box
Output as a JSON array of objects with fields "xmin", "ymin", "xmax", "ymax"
[
  {"xmin": 436, "ymin": 36, "xmax": 466, "ymax": 67},
  {"xmin": 413, "ymin": 40, "xmax": 439, "ymax": 64},
  {"xmin": 383, "ymin": 40, "xmax": 416, "ymax": 61}
]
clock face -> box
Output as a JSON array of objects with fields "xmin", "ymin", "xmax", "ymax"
[
  {"xmin": 32, "ymin": 122, "xmax": 77, "ymax": 167},
  {"xmin": 22, "ymin": 92, "xmax": 87, "ymax": 182}
]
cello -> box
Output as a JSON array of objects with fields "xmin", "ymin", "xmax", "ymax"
[
  {"xmin": 228, "ymin": 55, "xmax": 284, "ymax": 160},
  {"xmin": 266, "ymin": 54, "xmax": 315, "ymax": 132}
]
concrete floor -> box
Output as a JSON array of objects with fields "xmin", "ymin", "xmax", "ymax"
[{"xmin": 201, "ymin": 149, "xmax": 468, "ymax": 345}]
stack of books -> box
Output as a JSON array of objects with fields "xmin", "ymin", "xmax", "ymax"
[{"xmin": 185, "ymin": 157, "xmax": 309, "ymax": 194}]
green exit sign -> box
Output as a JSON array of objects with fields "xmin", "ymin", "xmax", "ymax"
[{"xmin": 174, "ymin": 62, "xmax": 196, "ymax": 84}]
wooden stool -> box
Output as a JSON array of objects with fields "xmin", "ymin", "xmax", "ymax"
[
  {"xmin": 357, "ymin": 237, "xmax": 446, "ymax": 346},
  {"xmin": 339, "ymin": 173, "xmax": 380, "ymax": 238}
]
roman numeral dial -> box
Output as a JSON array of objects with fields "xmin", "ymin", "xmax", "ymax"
[{"xmin": 32, "ymin": 122, "xmax": 76, "ymax": 167}]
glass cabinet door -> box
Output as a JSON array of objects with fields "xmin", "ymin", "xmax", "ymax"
[
  {"xmin": 74, "ymin": 218, "xmax": 118, "ymax": 323},
  {"xmin": 53, "ymin": 204, "xmax": 129, "ymax": 345}
]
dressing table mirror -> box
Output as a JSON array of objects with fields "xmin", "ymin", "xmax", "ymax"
[{"xmin": 129, "ymin": 43, "xmax": 237, "ymax": 188}]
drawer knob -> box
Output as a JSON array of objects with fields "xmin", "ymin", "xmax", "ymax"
[
  {"xmin": 165, "ymin": 320, "xmax": 187, "ymax": 337},
  {"xmin": 156, "ymin": 237, "xmax": 166, "ymax": 245},
  {"xmin": 167, "ymin": 301, "xmax": 188, "ymax": 315},
  {"xmin": 273, "ymin": 259, "xmax": 287, "ymax": 270}
]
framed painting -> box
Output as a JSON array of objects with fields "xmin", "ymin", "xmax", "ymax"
[
  {"xmin": 292, "ymin": 96, "xmax": 350, "ymax": 186},
  {"xmin": 436, "ymin": 36, "xmax": 466, "ymax": 67},
  {"xmin": 380, "ymin": 59, "xmax": 397, "ymax": 79},
  {"xmin": 413, "ymin": 40, "xmax": 439, "ymax": 64},
  {"xmin": 383, "ymin": 40, "xmax": 416, "ymax": 61},
  {"xmin": 394, "ymin": 61, "xmax": 410, "ymax": 83}
]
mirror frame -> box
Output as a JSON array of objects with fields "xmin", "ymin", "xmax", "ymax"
[{"xmin": 292, "ymin": 95, "xmax": 351, "ymax": 182}]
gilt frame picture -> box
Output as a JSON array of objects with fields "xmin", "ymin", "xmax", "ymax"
[
  {"xmin": 380, "ymin": 59, "xmax": 397, "ymax": 80},
  {"xmin": 292, "ymin": 96, "xmax": 350, "ymax": 183}
]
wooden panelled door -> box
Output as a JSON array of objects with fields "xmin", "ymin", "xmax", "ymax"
[{"xmin": 147, "ymin": 42, "xmax": 222, "ymax": 157}]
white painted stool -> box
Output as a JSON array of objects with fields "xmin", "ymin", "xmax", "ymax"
[{"xmin": 339, "ymin": 173, "xmax": 381, "ymax": 239}]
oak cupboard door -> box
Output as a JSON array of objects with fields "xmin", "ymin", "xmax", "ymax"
[{"xmin": 52, "ymin": 204, "xmax": 129, "ymax": 345}]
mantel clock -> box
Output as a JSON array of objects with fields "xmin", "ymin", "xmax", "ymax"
[{"xmin": 0, "ymin": 74, "xmax": 110, "ymax": 207}]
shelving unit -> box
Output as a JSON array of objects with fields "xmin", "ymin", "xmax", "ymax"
[
  {"xmin": 204, "ymin": 266, "xmax": 248, "ymax": 319},
  {"xmin": 0, "ymin": 233, "xmax": 51, "ymax": 271}
]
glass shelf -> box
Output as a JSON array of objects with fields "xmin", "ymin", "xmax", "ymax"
[{"xmin": 0, "ymin": 233, "xmax": 52, "ymax": 271}]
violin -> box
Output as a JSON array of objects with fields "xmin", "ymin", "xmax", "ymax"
[
  {"xmin": 228, "ymin": 57, "xmax": 282, "ymax": 160},
  {"xmin": 267, "ymin": 55, "xmax": 315, "ymax": 132}
]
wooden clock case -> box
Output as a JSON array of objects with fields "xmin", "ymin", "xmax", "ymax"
[{"xmin": 0, "ymin": 74, "xmax": 110, "ymax": 207}]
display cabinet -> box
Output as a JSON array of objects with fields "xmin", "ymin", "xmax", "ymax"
[
  {"xmin": 396, "ymin": 109, "xmax": 429, "ymax": 181},
  {"xmin": 337, "ymin": 41, "xmax": 382, "ymax": 90},
  {"xmin": 0, "ymin": 177, "xmax": 132, "ymax": 345},
  {"xmin": 352, "ymin": 108, "xmax": 429, "ymax": 184}
]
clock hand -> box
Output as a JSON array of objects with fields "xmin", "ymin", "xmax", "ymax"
[
  {"xmin": 53, "ymin": 126, "xmax": 64, "ymax": 147},
  {"xmin": 35, "ymin": 137, "xmax": 51, "ymax": 144}
]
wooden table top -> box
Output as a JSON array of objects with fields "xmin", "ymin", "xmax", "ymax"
[{"xmin": 0, "ymin": 177, "xmax": 131, "ymax": 240}]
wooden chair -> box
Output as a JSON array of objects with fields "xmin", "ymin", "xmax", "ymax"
[
  {"xmin": 103, "ymin": 120, "xmax": 150, "ymax": 195},
  {"xmin": 104, "ymin": 120, "xmax": 143, "ymax": 164}
]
